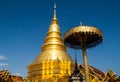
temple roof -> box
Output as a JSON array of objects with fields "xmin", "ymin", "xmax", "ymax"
[
  {"xmin": 88, "ymin": 65, "xmax": 105, "ymax": 77},
  {"xmin": 79, "ymin": 64, "xmax": 105, "ymax": 78},
  {"xmin": 0, "ymin": 70, "xmax": 10, "ymax": 80}
]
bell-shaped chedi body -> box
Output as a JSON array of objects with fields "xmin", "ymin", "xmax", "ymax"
[{"xmin": 27, "ymin": 5, "xmax": 74, "ymax": 82}]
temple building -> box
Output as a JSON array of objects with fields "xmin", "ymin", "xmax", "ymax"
[
  {"xmin": 79, "ymin": 64, "xmax": 120, "ymax": 82},
  {"xmin": 0, "ymin": 69, "xmax": 23, "ymax": 82},
  {"xmin": 25, "ymin": 5, "xmax": 120, "ymax": 82}
]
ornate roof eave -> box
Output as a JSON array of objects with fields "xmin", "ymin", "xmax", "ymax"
[
  {"xmin": 79, "ymin": 64, "xmax": 105, "ymax": 78},
  {"xmin": 103, "ymin": 69, "xmax": 118, "ymax": 80}
]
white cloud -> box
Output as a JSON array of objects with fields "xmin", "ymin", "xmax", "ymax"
[
  {"xmin": 0, "ymin": 55, "xmax": 7, "ymax": 60},
  {"xmin": 0, "ymin": 55, "xmax": 8, "ymax": 68},
  {"xmin": 0, "ymin": 63, "xmax": 8, "ymax": 67}
]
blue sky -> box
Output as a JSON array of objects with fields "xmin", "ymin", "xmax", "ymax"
[{"xmin": 0, "ymin": 0, "xmax": 120, "ymax": 77}]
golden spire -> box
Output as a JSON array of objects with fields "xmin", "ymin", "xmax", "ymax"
[
  {"xmin": 41, "ymin": 3, "xmax": 65, "ymax": 51},
  {"xmin": 33, "ymin": 3, "xmax": 73, "ymax": 62},
  {"xmin": 51, "ymin": 3, "xmax": 58, "ymax": 25},
  {"xmin": 53, "ymin": 3, "xmax": 57, "ymax": 20}
]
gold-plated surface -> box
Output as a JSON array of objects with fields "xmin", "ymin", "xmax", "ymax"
[
  {"xmin": 82, "ymin": 45, "xmax": 89, "ymax": 82},
  {"xmin": 64, "ymin": 26, "xmax": 103, "ymax": 49},
  {"xmin": 34, "ymin": 50, "xmax": 73, "ymax": 64},
  {"xmin": 27, "ymin": 4, "xmax": 74, "ymax": 82}
]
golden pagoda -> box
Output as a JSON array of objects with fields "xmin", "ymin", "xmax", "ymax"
[{"xmin": 27, "ymin": 4, "xmax": 74, "ymax": 82}]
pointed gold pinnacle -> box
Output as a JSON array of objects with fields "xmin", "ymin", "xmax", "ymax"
[{"xmin": 53, "ymin": 3, "xmax": 57, "ymax": 20}]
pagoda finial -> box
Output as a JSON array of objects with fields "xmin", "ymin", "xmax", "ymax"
[
  {"xmin": 53, "ymin": 3, "xmax": 57, "ymax": 20},
  {"xmin": 80, "ymin": 22, "xmax": 82, "ymax": 26}
]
